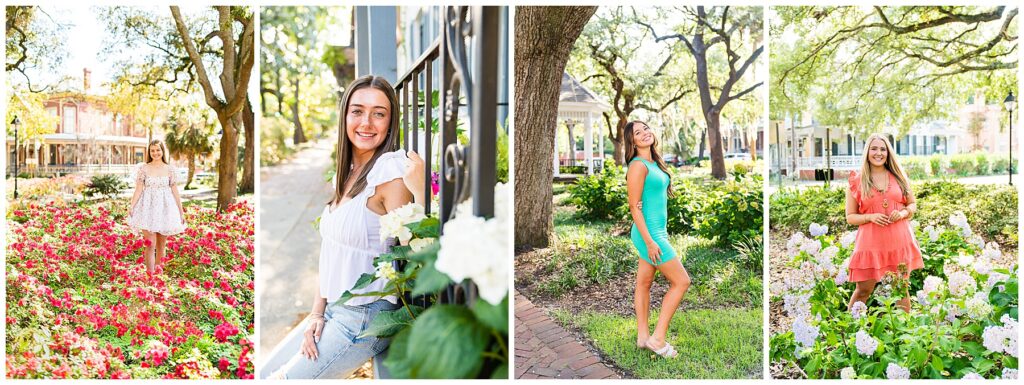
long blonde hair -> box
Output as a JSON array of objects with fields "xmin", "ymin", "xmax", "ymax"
[{"xmin": 859, "ymin": 133, "xmax": 910, "ymax": 201}]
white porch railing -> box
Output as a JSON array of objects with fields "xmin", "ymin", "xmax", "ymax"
[{"xmin": 797, "ymin": 156, "xmax": 860, "ymax": 170}]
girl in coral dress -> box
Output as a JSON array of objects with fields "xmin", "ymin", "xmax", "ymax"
[
  {"xmin": 127, "ymin": 140, "xmax": 186, "ymax": 275},
  {"xmin": 845, "ymin": 134, "xmax": 923, "ymax": 312}
]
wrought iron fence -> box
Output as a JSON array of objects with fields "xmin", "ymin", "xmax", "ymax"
[{"xmin": 392, "ymin": 5, "xmax": 500, "ymax": 307}]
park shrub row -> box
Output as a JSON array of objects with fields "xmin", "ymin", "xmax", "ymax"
[
  {"xmin": 900, "ymin": 153, "xmax": 1017, "ymax": 179},
  {"xmin": 567, "ymin": 159, "xmax": 763, "ymax": 246},
  {"xmin": 769, "ymin": 180, "xmax": 1018, "ymax": 248}
]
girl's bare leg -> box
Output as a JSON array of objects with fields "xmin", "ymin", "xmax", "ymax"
[
  {"xmin": 848, "ymin": 279, "xmax": 878, "ymax": 310},
  {"xmin": 155, "ymin": 234, "xmax": 167, "ymax": 273},
  {"xmin": 142, "ymin": 230, "xmax": 156, "ymax": 274},
  {"xmin": 648, "ymin": 258, "xmax": 691, "ymax": 348},
  {"xmin": 634, "ymin": 260, "xmax": 657, "ymax": 347}
]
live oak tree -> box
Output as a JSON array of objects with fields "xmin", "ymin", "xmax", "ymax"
[
  {"xmin": 103, "ymin": 6, "xmax": 254, "ymax": 211},
  {"xmin": 639, "ymin": 6, "xmax": 764, "ymax": 180},
  {"xmin": 6, "ymin": 6, "xmax": 69, "ymax": 93},
  {"xmin": 771, "ymin": 6, "xmax": 1017, "ymax": 137},
  {"xmin": 514, "ymin": 6, "xmax": 596, "ymax": 248},
  {"xmin": 568, "ymin": 7, "xmax": 695, "ymax": 165}
]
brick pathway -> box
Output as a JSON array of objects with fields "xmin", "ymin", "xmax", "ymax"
[{"xmin": 514, "ymin": 291, "xmax": 621, "ymax": 379}]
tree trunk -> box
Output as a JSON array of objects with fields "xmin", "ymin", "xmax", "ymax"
[
  {"xmin": 216, "ymin": 114, "xmax": 240, "ymax": 211},
  {"xmin": 239, "ymin": 97, "xmax": 255, "ymax": 194},
  {"xmin": 706, "ymin": 110, "xmax": 726, "ymax": 179},
  {"xmin": 291, "ymin": 78, "xmax": 306, "ymax": 145},
  {"xmin": 186, "ymin": 154, "xmax": 196, "ymax": 189},
  {"xmin": 514, "ymin": 6, "xmax": 596, "ymax": 249},
  {"xmin": 698, "ymin": 126, "xmax": 707, "ymax": 162}
]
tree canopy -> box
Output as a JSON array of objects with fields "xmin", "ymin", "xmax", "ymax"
[{"xmin": 770, "ymin": 6, "xmax": 1018, "ymax": 135}]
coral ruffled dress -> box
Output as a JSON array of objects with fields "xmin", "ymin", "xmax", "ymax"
[{"xmin": 847, "ymin": 171, "xmax": 923, "ymax": 282}]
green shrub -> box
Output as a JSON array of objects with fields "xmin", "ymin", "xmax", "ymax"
[
  {"xmin": 928, "ymin": 155, "xmax": 944, "ymax": 176},
  {"xmin": 902, "ymin": 157, "xmax": 930, "ymax": 179},
  {"xmin": 566, "ymin": 161, "xmax": 626, "ymax": 221},
  {"xmin": 690, "ymin": 174, "xmax": 764, "ymax": 245},
  {"xmin": 771, "ymin": 180, "xmax": 1018, "ymax": 248},
  {"xmin": 974, "ymin": 152, "xmax": 991, "ymax": 175},
  {"xmin": 83, "ymin": 174, "xmax": 128, "ymax": 199},
  {"xmin": 992, "ymin": 155, "xmax": 1009, "ymax": 173},
  {"xmin": 769, "ymin": 186, "xmax": 848, "ymax": 233},
  {"xmin": 949, "ymin": 154, "xmax": 976, "ymax": 176},
  {"xmin": 559, "ymin": 165, "xmax": 586, "ymax": 174}
]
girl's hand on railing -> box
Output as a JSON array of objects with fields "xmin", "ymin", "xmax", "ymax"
[{"xmin": 404, "ymin": 150, "xmax": 426, "ymax": 201}]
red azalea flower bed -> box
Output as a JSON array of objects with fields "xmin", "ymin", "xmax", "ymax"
[{"xmin": 5, "ymin": 200, "xmax": 255, "ymax": 379}]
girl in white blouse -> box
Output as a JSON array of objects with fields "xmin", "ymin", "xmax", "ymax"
[{"xmin": 262, "ymin": 75, "xmax": 426, "ymax": 379}]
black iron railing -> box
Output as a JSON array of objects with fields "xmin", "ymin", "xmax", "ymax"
[{"xmin": 391, "ymin": 6, "xmax": 500, "ymax": 307}]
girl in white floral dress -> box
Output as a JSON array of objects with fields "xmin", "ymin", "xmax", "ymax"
[{"xmin": 128, "ymin": 139, "xmax": 186, "ymax": 274}]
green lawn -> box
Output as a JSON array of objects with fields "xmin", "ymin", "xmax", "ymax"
[
  {"xmin": 551, "ymin": 308, "xmax": 763, "ymax": 379},
  {"xmin": 520, "ymin": 184, "xmax": 763, "ymax": 379},
  {"xmin": 538, "ymin": 202, "xmax": 761, "ymax": 309}
]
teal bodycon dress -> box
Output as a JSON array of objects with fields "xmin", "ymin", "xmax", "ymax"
[{"xmin": 629, "ymin": 158, "xmax": 677, "ymax": 266}]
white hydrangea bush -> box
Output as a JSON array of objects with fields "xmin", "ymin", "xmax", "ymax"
[{"xmin": 770, "ymin": 214, "xmax": 1018, "ymax": 379}]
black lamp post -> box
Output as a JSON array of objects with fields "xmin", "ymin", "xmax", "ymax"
[
  {"xmin": 1006, "ymin": 92, "xmax": 1016, "ymax": 186},
  {"xmin": 11, "ymin": 116, "xmax": 21, "ymax": 198}
]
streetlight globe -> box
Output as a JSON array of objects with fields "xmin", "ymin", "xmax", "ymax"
[{"xmin": 1005, "ymin": 91, "xmax": 1016, "ymax": 112}]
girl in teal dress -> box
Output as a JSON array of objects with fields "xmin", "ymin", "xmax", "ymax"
[{"xmin": 624, "ymin": 120, "xmax": 692, "ymax": 359}]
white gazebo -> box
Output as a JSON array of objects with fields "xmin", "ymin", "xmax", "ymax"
[{"xmin": 554, "ymin": 72, "xmax": 612, "ymax": 177}]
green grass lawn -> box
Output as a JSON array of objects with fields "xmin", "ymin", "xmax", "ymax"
[
  {"xmin": 538, "ymin": 202, "xmax": 761, "ymax": 309},
  {"xmin": 551, "ymin": 308, "xmax": 763, "ymax": 379},
  {"xmin": 519, "ymin": 184, "xmax": 763, "ymax": 379}
]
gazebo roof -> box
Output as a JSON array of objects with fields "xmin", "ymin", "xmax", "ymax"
[{"xmin": 559, "ymin": 72, "xmax": 611, "ymax": 114}]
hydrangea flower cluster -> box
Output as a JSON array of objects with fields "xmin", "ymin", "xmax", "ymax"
[
  {"xmin": 854, "ymin": 329, "xmax": 878, "ymax": 355},
  {"xmin": 982, "ymin": 314, "xmax": 1018, "ymax": 358},
  {"xmin": 886, "ymin": 363, "xmax": 910, "ymax": 379}
]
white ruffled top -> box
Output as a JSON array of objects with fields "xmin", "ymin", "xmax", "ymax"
[{"xmin": 319, "ymin": 150, "xmax": 408, "ymax": 306}]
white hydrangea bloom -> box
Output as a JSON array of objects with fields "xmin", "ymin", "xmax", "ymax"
[
  {"xmin": 379, "ymin": 202, "xmax": 426, "ymax": 244},
  {"xmin": 854, "ymin": 329, "xmax": 879, "ymax": 355},
  {"xmin": 835, "ymin": 268, "xmax": 849, "ymax": 286},
  {"xmin": 986, "ymin": 272, "xmax": 1010, "ymax": 292},
  {"xmin": 956, "ymin": 253, "xmax": 975, "ymax": 268},
  {"xmin": 840, "ymin": 367, "xmax": 856, "ymax": 379},
  {"xmin": 948, "ymin": 271, "xmax": 976, "ymax": 297},
  {"xmin": 965, "ymin": 292, "xmax": 993, "ymax": 320},
  {"xmin": 792, "ymin": 317, "xmax": 819, "ymax": 351},
  {"xmin": 924, "ymin": 225, "xmax": 941, "ymax": 242},
  {"xmin": 886, "ymin": 363, "xmax": 910, "ymax": 379},
  {"xmin": 784, "ymin": 293, "xmax": 811, "ymax": 319},
  {"xmin": 1003, "ymin": 368, "xmax": 1018, "ymax": 379},
  {"xmin": 809, "ymin": 223, "xmax": 828, "ymax": 237},
  {"xmin": 408, "ymin": 237, "xmax": 436, "ymax": 253},
  {"xmin": 923, "ymin": 275, "xmax": 944, "ymax": 296},
  {"xmin": 945, "ymin": 305, "xmax": 961, "ymax": 322},
  {"xmin": 962, "ymin": 372, "xmax": 983, "ymax": 380},
  {"xmin": 787, "ymin": 232, "xmax": 807, "ymax": 256},
  {"xmin": 973, "ymin": 257, "xmax": 993, "ymax": 275},
  {"xmin": 375, "ymin": 261, "xmax": 398, "ymax": 280},
  {"xmin": 851, "ymin": 301, "xmax": 867, "ymax": 320},
  {"xmin": 800, "ymin": 240, "xmax": 822, "ymax": 256},
  {"xmin": 840, "ymin": 231, "xmax": 857, "ymax": 248},
  {"xmin": 435, "ymin": 183, "xmax": 510, "ymax": 305}
]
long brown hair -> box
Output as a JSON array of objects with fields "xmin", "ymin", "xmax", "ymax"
[
  {"xmin": 859, "ymin": 133, "xmax": 911, "ymax": 202},
  {"xmin": 330, "ymin": 75, "xmax": 400, "ymax": 206},
  {"xmin": 145, "ymin": 140, "xmax": 168, "ymax": 164},
  {"xmin": 623, "ymin": 120, "xmax": 672, "ymax": 195}
]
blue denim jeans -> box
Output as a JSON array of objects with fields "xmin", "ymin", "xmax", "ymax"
[{"xmin": 260, "ymin": 299, "xmax": 400, "ymax": 379}]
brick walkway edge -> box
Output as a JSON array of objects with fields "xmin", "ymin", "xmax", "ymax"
[{"xmin": 514, "ymin": 291, "xmax": 621, "ymax": 379}]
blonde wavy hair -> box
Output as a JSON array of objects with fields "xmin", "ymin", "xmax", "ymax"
[{"xmin": 858, "ymin": 133, "xmax": 911, "ymax": 202}]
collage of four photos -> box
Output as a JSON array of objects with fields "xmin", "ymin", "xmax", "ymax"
[{"xmin": 2, "ymin": 3, "xmax": 1020, "ymax": 381}]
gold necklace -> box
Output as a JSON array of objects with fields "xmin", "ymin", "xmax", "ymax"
[{"xmin": 871, "ymin": 174, "xmax": 889, "ymax": 209}]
